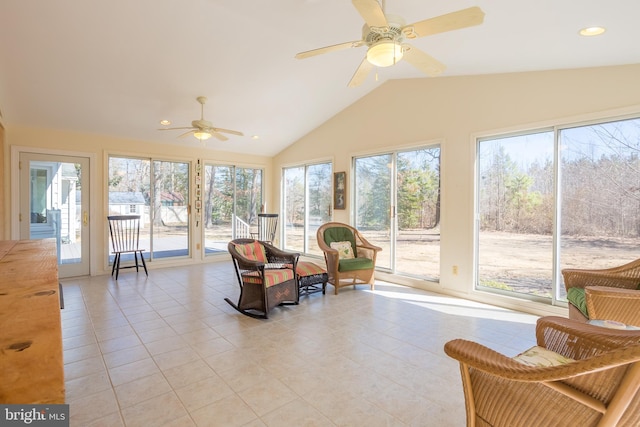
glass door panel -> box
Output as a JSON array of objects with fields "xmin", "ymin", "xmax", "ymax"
[
  {"xmin": 396, "ymin": 148, "xmax": 441, "ymax": 279},
  {"xmin": 354, "ymin": 154, "xmax": 392, "ymax": 270},
  {"xmin": 203, "ymin": 165, "xmax": 233, "ymax": 254},
  {"xmin": 20, "ymin": 153, "xmax": 90, "ymax": 277},
  {"xmin": 152, "ymin": 160, "xmax": 189, "ymax": 259},
  {"xmin": 234, "ymin": 167, "xmax": 263, "ymax": 239},
  {"xmin": 283, "ymin": 166, "xmax": 305, "ymax": 252},
  {"xmin": 306, "ymin": 163, "xmax": 332, "ymax": 255},
  {"xmin": 477, "ymin": 132, "xmax": 555, "ymax": 300}
]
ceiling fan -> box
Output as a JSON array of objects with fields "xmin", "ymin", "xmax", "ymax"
[
  {"xmin": 158, "ymin": 96, "xmax": 244, "ymax": 141},
  {"xmin": 295, "ymin": 0, "xmax": 485, "ymax": 87}
]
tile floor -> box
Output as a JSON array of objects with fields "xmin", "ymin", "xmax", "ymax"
[{"xmin": 60, "ymin": 261, "xmax": 540, "ymax": 426}]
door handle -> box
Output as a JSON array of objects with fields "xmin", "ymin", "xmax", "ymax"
[{"xmin": 83, "ymin": 211, "xmax": 89, "ymax": 226}]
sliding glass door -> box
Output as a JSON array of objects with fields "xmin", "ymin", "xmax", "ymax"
[
  {"xmin": 354, "ymin": 146, "xmax": 441, "ymax": 279},
  {"xmin": 202, "ymin": 164, "xmax": 263, "ymax": 254},
  {"xmin": 108, "ymin": 156, "xmax": 190, "ymax": 263},
  {"xmin": 282, "ymin": 162, "xmax": 332, "ymax": 255}
]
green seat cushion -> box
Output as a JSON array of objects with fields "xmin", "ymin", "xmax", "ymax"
[
  {"xmin": 338, "ymin": 257, "xmax": 373, "ymax": 272},
  {"xmin": 567, "ymin": 287, "xmax": 588, "ymax": 318},
  {"xmin": 324, "ymin": 227, "xmax": 357, "ymax": 258}
]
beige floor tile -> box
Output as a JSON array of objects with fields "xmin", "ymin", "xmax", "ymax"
[
  {"xmin": 260, "ymin": 398, "xmax": 334, "ymax": 427},
  {"xmin": 85, "ymin": 411, "xmax": 126, "ymax": 427},
  {"xmin": 114, "ymin": 372, "xmax": 173, "ymax": 409},
  {"xmin": 64, "ymin": 342, "xmax": 102, "ymax": 364},
  {"xmin": 121, "ymin": 392, "xmax": 189, "ymax": 427},
  {"xmin": 102, "ymin": 344, "xmax": 151, "ymax": 369},
  {"xmin": 153, "ymin": 346, "xmax": 201, "ymax": 371},
  {"xmin": 99, "ymin": 334, "xmax": 143, "ymax": 354},
  {"xmin": 65, "ymin": 371, "xmax": 113, "ymax": 403},
  {"xmin": 190, "ymin": 395, "xmax": 258, "ymax": 427},
  {"xmin": 108, "ymin": 357, "xmax": 160, "ymax": 387},
  {"xmin": 174, "ymin": 375, "xmax": 234, "ymax": 411},
  {"xmin": 162, "ymin": 359, "xmax": 217, "ymax": 390},
  {"xmin": 64, "ymin": 355, "xmax": 106, "ymax": 381},
  {"xmin": 144, "ymin": 335, "xmax": 189, "ymax": 356},
  {"xmin": 69, "ymin": 389, "xmax": 120, "ymax": 426},
  {"xmin": 60, "ymin": 262, "xmax": 541, "ymax": 427},
  {"xmin": 237, "ymin": 379, "xmax": 298, "ymax": 417}
]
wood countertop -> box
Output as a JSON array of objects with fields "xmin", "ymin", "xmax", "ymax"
[{"xmin": 0, "ymin": 239, "xmax": 65, "ymax": 404}]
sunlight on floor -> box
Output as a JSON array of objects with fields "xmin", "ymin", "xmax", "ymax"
[{"xmin": 369, "ymin": 282, "xmax": 538, "ymax": 324}]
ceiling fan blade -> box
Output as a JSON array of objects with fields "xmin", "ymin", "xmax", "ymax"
[
  {"xmin": 402, "ymin": 45, "xmax": 446, "ymax": 76},
  {"xmin": 177, "ymin": 130, "xmax": 196, "ymax": 138},
  {"xmin": 295, "ymin": 40, "xmax": 363, "ymax": 60},
  {"xmin": 212, "ymin": 127, "xmax": 244, "ymax": 136},
  {"xmin": 404, "ymin": 6, "xmax": 485, "ymax": 39},
  {"xmin": 352, "ymin": 0, "xmax": 388, "ymax": 31},
  {"xmin": 348, "ymin": 57, "xmax": 374, "ymax": 88},
  {"xmin": 158, "ymin": 127, "xmax": 194, "ymax": 131},
  {"xmin": 211, "ymin": 132, "xmax": 228, "ymax": 142}
]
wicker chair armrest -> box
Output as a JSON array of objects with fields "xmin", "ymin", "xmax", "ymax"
[
  {"xmin": 585, "ymin": 286, "xmax": 640, "ymax": 326},
  {"xmin": 587, "ymin": 286, "xmax": 640, "ymax": 300},
  {"xmin": 356, "ymin": 243, "xmax": 382, "ymax": 258},
  {"xmin": 536, "ymin": 316, "xmax": 640, "ymax": 358},
  {"xmin": 356, "ymin": 246, "xmax": 374, "ymax": 260},
  {"xmin": 563, "ymin": 269, "xmax": 639, "ymax": 291},
  {"xmin": 445, "ymin": 338, "xmax": 640, "ymax": 382},
  {"xmin": 262, "ymin": 241, "xmax": 299, "ymax": 264},
  {"xmin": 354, "ymin": 232, "xmax": 382, "ymax": 252},
  {"xmin": 234, "ymin": 257, "xmax": 265, "ymax": 271}
]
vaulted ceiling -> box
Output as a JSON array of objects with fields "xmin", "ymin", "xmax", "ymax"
[{"xmin": 0, "ymin": 0, "xmax": 638, "ymax": 156}]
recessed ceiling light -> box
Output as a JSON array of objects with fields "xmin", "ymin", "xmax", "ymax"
[
  {"xmin": 252, "ymin": 135, "xmax": 260, "ymax": 140},
  {"xmin": 159, "ymin": 119, "xmax": 171, "ymax": 126},
  {"xmin": 579, "ymin": 26, "xmax": 606, "ymax": 37}
]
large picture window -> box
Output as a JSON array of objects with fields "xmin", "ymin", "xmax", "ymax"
[{"xmin": 476, "ymin": 116, "xmax": 640, "ymax": 304}]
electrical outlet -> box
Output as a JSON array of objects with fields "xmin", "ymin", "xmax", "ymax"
[{"xmin": 452, "ymin": 265, "xmax": 459, "ymax": 275}]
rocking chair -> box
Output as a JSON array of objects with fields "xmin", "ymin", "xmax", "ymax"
[{"xmin": 226, "ymin": 239, "xmax": 299, "ymax": 319}]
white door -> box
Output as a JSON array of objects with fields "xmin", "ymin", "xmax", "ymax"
[{"xmin": 20, "ymin": 153, "xmax": 90, "ymax": 277}]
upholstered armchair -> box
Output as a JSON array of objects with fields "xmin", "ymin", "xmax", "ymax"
[
  {"xmin": 445, "ymin": 316, "xmax": 640, "ymax": 427},
  {"xmin": 226, "ymin": 239, "xmax": 299, "ymax": 319},
  {"xmin": 562, "ymin": 258, "xmax": 640, "ymax": 325},
  {"xmin": 316, "ymin": 222, "xmax": 382, "ymax": 295}
]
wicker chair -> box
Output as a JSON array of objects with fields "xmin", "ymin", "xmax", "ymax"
[
  {"xmin": 562, "ymin": 258, "xmax": 640, "ymax": 325},
  {"xmin": 316, "ymin": 222, "xmax": 382, "ymax": 295},
  {"xmin": 444, "ymin": 316, "xmax": 640, "ymax": 427},
  {"xmin": 226, "ymin": 239, "xmax": 299, "ymax": 319}
]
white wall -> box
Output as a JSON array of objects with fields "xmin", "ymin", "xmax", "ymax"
[{"xmin": 274, "ymin": 63, "xmax": 640, "ymax": 316}]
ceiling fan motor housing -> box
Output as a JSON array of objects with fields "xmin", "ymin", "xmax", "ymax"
[{"xmin": 363, "ymin": 14, "xmax": 405, "ymax": 46}]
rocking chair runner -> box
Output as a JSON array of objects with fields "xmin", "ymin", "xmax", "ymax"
[{"xmin": 226, "ymin": 239, "xmax": 299, "ymax": 319}]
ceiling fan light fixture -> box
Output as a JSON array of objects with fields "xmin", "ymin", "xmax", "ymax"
[
  {"xmin": 367, "ymin": 41, "xmax": 403, "ymax": 67},
  {"xmin": 579, "ymin": 26, "xmax": 606, "ymax": 37},
  {"xmin": 193, "ymin": 131, "xmax": 212, "ymax": 140}
]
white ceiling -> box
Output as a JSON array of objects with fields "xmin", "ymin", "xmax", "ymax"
[{"xmin": 0, "ymin": 0, "xmax": 638, "ymax": 157}]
